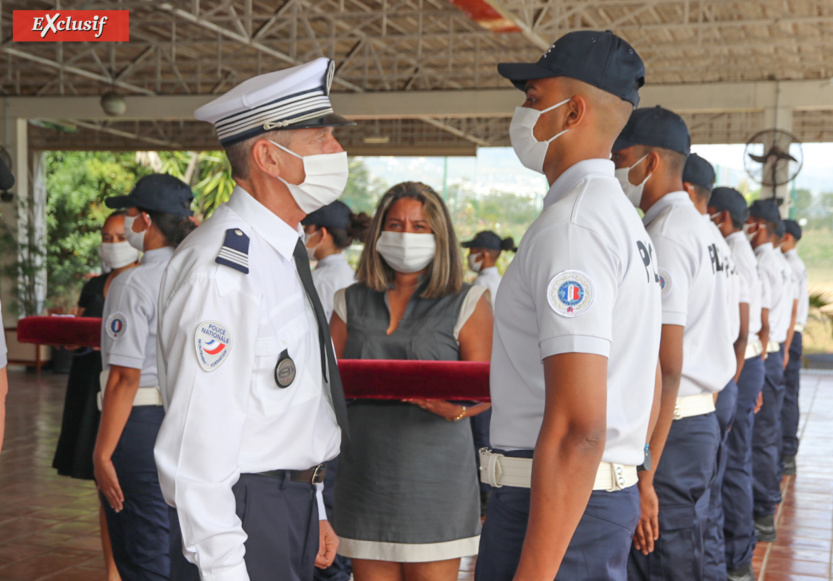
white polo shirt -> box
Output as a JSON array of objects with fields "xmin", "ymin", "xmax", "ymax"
[
  {"xmin": 643, "ymin": 192, "xmax": 736, "ymax": 397},
  {"xmin": 101, "ymin": 246, "xmax": 174, "ymax": 387},
  {"xmin": 726, "ymin": 231, "xmax": 763, "ymax": 344},
  {"xmin": 755, "ymin": 242, "xmax": 793, "ymax": 345},
  {"xmin": 489, "ymin": 159, "xmax": 662, "ymax": 467},
  {"xmin": 154, "ymin": 186, "xmax": 340, "ymax": 581},
  {"xmin": 312, "ymin": 253, "xmax": 356, "ymax": 323},
  {"xmin": 706, "ymin": 217, "xmax": 742, "ymax": 345},
  {"xmin": 473, "ymin": 266, "xmax": 501, "ymax": 307},
  {"xmin": 783, "ymin": 248, "xmax": 809, "ymax": 331}
]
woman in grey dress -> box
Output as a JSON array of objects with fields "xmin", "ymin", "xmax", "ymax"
[{"xmin": 330, "ymin": 181, "xmax": 493, "ymax": 581}]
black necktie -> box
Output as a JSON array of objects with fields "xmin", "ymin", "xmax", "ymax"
[{"xmin": 293, "ymin": 239, "xmax": 349, "ymax": 435}]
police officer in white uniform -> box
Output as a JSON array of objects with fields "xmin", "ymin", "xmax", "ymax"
[
  {"xmin": 745, "ymin": 199, "xmax": 791, "ymax": 545},
  {"xmin": 477, "ymin": 30, "xmax": 662, "ymax": 581},
  {"xmin": 153, "ymin": 58, "xmax": 350, "ymax": 581},
  {"xmin": 780, "ymin": 219, "xmax": 808, "ymax": 476},
  {"xmin": 682, "ymin": 154, "xmax": 745, "ymax": 581},
  {"xmin": 0, "ymin": 297, "xmax": 7, "ymax": 454},
  {"xmin": 461, "ymin": 231, "xmax": 516, "ymax": 308},
  {"xmin": 612, "ymin": 107, "xmax": 738, "ymax": 581},
  {"xmin": 708, "ymin": 187, "xmax": 767, "ymax": 581}
]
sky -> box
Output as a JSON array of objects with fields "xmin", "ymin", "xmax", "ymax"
[{"xmin": 360, "ymin": 143, "xmax": 833, "ymax": 200}]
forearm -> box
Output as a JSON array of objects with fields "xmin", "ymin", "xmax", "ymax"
[
  {"xmin": 784, "ymin": 300, "xmax": 798, "ymax": 351},
  {"xmin": 733, "ymin": 337, "xmax": 747, "ymax": 382},
  {"xmin": 642, "ymin": 368, "xmax": 681, "ymax": 484},
  {"xmin": 94, "ymin": 369, "xmax": 140, "ymax": 461},
  {"xmin": 0, "ymin": 366, "xmax": 7, "ymax": 453},
  {"xmin": 515, "ymin": 430, "xmax": 605, "ymax": 580}
]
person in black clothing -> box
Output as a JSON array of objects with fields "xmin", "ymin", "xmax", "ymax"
[{"xmin": 52, "ymin": 211, "xmax": 139, "ymax": 581}]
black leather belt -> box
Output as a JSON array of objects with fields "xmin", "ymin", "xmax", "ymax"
[{"xmin": 256, "ymin": 464, "xmax": 326, "ymax": 485}]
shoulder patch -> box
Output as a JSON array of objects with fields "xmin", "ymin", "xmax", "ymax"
[
  {"xmin": 546, "ymin": 270, "xmax": 595, "ymax": 317},
  {"xmin": 195, "ymin": 321, "xmax": 232, "ymax": 372},
  {"xmin": 105, "ymin": 312, "xmax": 128, "ymax": 340},
  {"xmin": 658, "ymin": 268, "xmax": 672, "ymax": 297},
  {"xmin": 215, "ymin": 228, "xmax": 250, "ymax": 274}
]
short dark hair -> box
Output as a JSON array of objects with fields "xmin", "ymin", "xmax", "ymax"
[
  {"xmin": 224, "ymin": 130, "xmax": 292, "ymax": 180},
  {"xmin": 139, "ymin": 207, "xmax": 197, "ymax": 248}
]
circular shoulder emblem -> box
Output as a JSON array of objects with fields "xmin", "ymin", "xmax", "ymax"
[
  {"xmin": 546, "ymin": 270, "xmax": 595, "ymax": 318},
  {"xmin": 105, "ymin": 312, "xmax": 128, "ymax": 340},
  {"xmin": 195, "ymin": 321, "xmax": 232, "ymax": 372},
  {"xmin": 658, "ymin": 268, "xmax": 672, "ymax": 298}
]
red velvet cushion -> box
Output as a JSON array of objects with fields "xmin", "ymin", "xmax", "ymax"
[
  {"xmin": 17, "ymin": 316, "xmax": 103, "ymax": 348},
  {"xmin": 338, "ymin": 359, "xmax": 490, "ymax": 401}
]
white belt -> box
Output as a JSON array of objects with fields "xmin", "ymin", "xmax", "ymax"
[
  {"xmin": 745, "ymin": 339, "xmax": 764, "ymax": 359},
  {"xmin": 478, "ymin": 448, "xmax": 638, "ymax": 492},
  {"xmin": 673, "ymin": 393, "xmax": 716, "ymax": 420},
  {"xmin": 794, "ymin": 323, "xmax": 804, "ymax": 334},
  {"xmin": 96, "ymin": 369, "xmax": 163, "ymax": 411},
  {"xmin": 766, "ymin": 340, "xmax": 781, "ymax": 354}
]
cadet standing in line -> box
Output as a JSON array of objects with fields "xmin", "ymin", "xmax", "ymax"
[
  {"xmin": 745, "ymin": 199, "xmax": 792, "ymax": 545},
  {"xmin": 612, "ymin": 107, "xmax": 737, "ymax": 581},
  {"xmin": 682, "ymin": 154, "xmax": 745, "ymax": 581},
  {"xmin": 708, "ymin": 188, "xmax": 767, "ymax": 581},
  {"xmin": 0, "ymin": 298, "xmax": 7, "ymax": 453},
  {"xmin": 780, "ymin": 219, "xmax": 808, "ymax": 476},
  {"xmin": 476, "ymin": 30, "xmax": 662, "ymax": 581},
  {"xmin": 153, "ymin": 58, "xmax": 350, "ymax": 581},
  {"xmin": 461, "ymin": 230, "xmax": 516, "ymax": 307}
]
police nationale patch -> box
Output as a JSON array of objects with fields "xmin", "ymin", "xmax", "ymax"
[
  {"xmin": 658, "ymin": 268, "xmax": 672, "ymax": 297},
  {"xmin": 547, "ymin": 270, "xmax": 595, "ymax": 317},
  {"xmin": 194, "ymin": 321, "xmax": 232, "ymax": 372},
  {"xmin": 105, "ymin": 312, "xmax": 127, "ymax": 340}
]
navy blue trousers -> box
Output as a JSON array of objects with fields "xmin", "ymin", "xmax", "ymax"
[
  {"xmin": 752, "ymin": 346, "xmax": 785, "ymax": 518},
  {"xmin": 170, "ymin": 473, "xmax": 319, "ymax": 581},
  {"xmin": 101, "ymin": 406, "xmax": 169, "ymax": 581},
  {"xmin": 781, "ymin": 332, "xmax": 802, "ymax": 458},
  {"xmin": 722, "ymin": 356, "xmax": 766, "ymax": 570},
  {"xmin": 313, "ymin": 457, "xmax": 352, "ymax": 581},
  {"xmin": 628, "ymin": 412, "xmax": 720, "ymax": 581},
  {"xmin": 703, "ymin": 380, "xmax": 738, "ymax": 580},
  {"xmin": 476, "ymin": 465, "xmax": 640, "ymax": 581}
]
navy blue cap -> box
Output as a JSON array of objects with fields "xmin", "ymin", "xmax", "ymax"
[
  {"xmin": 497, "ymin": 30, "xmax": 644, "ymax": 107},
  {"xmin": 105, "ymin": 174, "xmax": 194, "ymax": 217},
  {"xmin": 748, "ymin": 199, "xmax": 781, "ymax": 224},
  {"xmin": 774, "ymin": 221, "xmax": 786, "ymax": 238},
  {"xmin": 709, "ymin": 187, "xmax": 748, "ymax": 225},
  {"xmin": 783, "ymin": 219, "xmax": 802, "ymax": 240},
  {"xmin": 462, "ymin": 231, "xmax": 517, "ymax": 252},
  {"xmin": 301, "ymin": 200, "xmax": 351, "ymax": 231},
  {"xmin": 683, "ymin": 153, "xmax": 715, "ymax": 192},
  {"xmin": 612, "ymin": 106, "xmax": 691, "ymax": 156}
]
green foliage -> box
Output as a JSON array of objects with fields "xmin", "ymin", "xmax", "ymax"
[{"xmin": 340, "ymin": 157, "xmax": 388, "ymax": 215}]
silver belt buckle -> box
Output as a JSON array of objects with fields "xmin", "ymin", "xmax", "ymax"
[{"xmin": 310, "ymin": 464, "xmax": 326, "ymax": 484}]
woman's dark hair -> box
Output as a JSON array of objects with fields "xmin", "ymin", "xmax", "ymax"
[
  {"xmin": 139, "ymin": 207, "xmax": 197, "ymax": 248},
  {"xmin": 329, "ymin": 211, "xmax": 371, "ymax": 249},
  {"xmin": 500, "ymin": 237, "xmax": 517, "ymax": 253}
]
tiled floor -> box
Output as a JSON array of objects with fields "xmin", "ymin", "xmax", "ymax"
[{"xmin": 1, "ymin": 367, "xmax": 832, "ymax": 580}]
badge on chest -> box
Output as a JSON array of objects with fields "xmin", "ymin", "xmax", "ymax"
[{"xmin": 275, "ymin": 349, "xmax": 296, "ymax": 388}]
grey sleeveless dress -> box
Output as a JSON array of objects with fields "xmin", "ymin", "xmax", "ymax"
[{"xmin": 333, "ymin": 282, "xmax": 481, "ymax": 562}]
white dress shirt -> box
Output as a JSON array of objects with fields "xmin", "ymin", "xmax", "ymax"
[
  {"xmin": 312, "ymin": 253, "xmax": 356, "ymax": 323},
  {"xmin": 726, "ymin": 231, "xmax": 763, "ymax": 344},
  {"xmin": 154, "ymin": 186, "xmax": 341, "ymax": 581},
  {"xmin": 473, "ymin": 266, "xmax": 501, "ymax": 308},
  {"xmin": 490, "ymin": 159, "xmax": 662, "ymax": 467},
  {"xmin": 643, "ymin": 192, "xmax": 736, "ymax": 396},
  {"xmin": 101, "ymin": 247, "xmax": 174, "ymax": 385},
  {"xmin": 783, "ymin": 248, "xmax": 809, "ymax": 331}
]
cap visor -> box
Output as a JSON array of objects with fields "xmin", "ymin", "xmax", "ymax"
[
  {"xmin": 461, "ymin": 241, "xmax": 476, "ymax": 248},
  {"xmin": 104, "ymin": 195, "xmax": 135, "ymax": 210},
  {"xmin": 497, "ymin": 62, "xmax": 557, "ymax": 90},
  {"xmin": 288, "ymin": 113, "xmax": 356, "ymax": 130}
]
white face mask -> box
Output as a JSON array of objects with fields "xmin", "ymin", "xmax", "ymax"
[
  {"xmin": 375, "ymin": 231, "xmax": 436, "ymax": 274},
  {"xmin": 271, "ymin": 141, "xmax": 349, "ymax": 214},
  {"xmin": 509, "ymin": 98, "xmax": 571, "ymax": 175},
  {"xmin": 123, "ymin": 213, "xmax": 149, "ymax": 251},
  {"xmin": 99, "ymin": 241, "xmax": 140, "ymax": 270},
  {"xmin": 744, "ymin": 222, "xmax": 757, "ymax": 243},
  {"xmin": 304, "ymin": 231, "xmax": 321, "ymax": 261},
  {"xmin": 468, "ymin": 252, "xmax": 484, "ymax": 273},
  {"xmin": 615, "ymin": 154, "xmax": 651, "ymax": 208}
]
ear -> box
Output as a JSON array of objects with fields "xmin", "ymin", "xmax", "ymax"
[
  {"xmin": 644, "ymin": 150, "xmax": 661, "ymax": 174},
  {"xmin": 250, "ymin": 139, "xmax": 283, "ymax": 179},
  {"xmin": 563, "ymin": 95, "xmax": 587, "ymax": 129}
]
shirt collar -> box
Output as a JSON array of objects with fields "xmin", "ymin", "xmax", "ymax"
[
  {"xmin": 784, "ymin": 248, "xmax": 797, "ymax": 258},
  {"xmin": 543, "ymin": 159, "xmax": 615, "ymax": 209},
  {"xmin": 726, "ymin": 231, "xmax": 746, "ymax": 245},
  {"xmin": 227, "ymin": 186, "xmax": 303, "ymax": 260},
  {"xmin": 754, "ymin": 241, "xmax": 773, "ymax": 256},
  {"xmin": 140, "ymin": 246, "xmax": 174, "ymax": 264},
  {"xmin": 317, "ymin": 253, "xmax": 346, "ymax": 267},
  {"xmin": 642, "ymin": 191, "xmax": 691, "ymax": 227}
]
